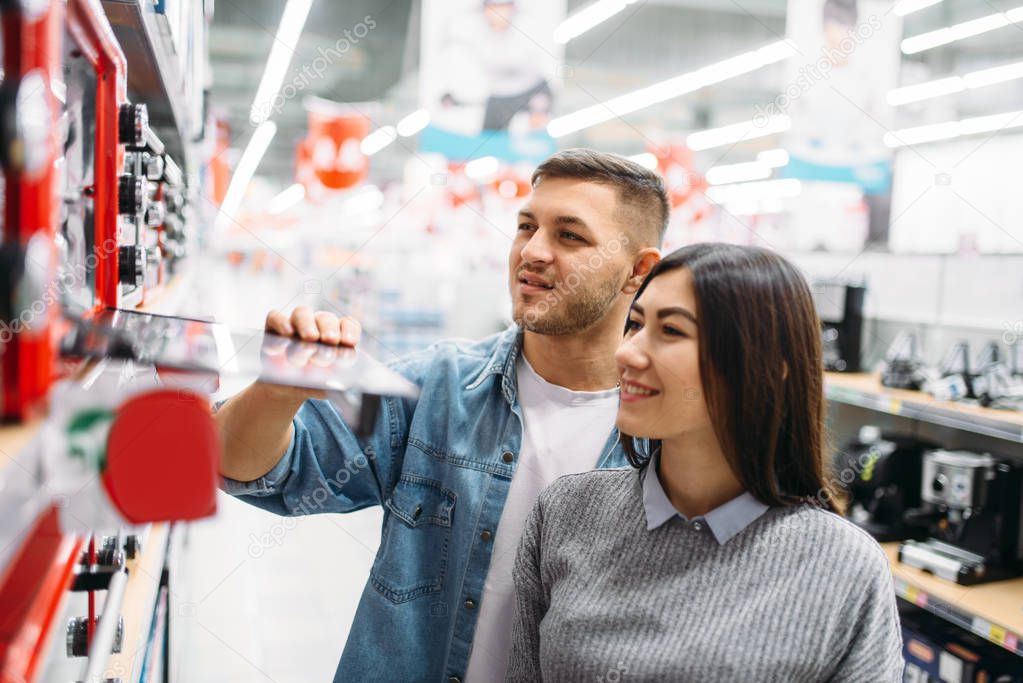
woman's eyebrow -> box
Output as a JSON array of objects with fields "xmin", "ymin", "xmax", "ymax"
[{"xmin": 657, "ymin": 306, "xmax": 698, "ymax": 324}]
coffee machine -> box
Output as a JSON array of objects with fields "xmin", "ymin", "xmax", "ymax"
[
  {"xmin": 899, "ymin": 450, "xmax": 1023, "ymax": 585},
  {"xmin": 811, "ymin": 280, "xmax": 866, "ymax": 373},
  {"xmin": 835, "ymin": 426, "xmax": 934, "ymax": 541}
]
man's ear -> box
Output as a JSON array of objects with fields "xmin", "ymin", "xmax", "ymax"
[{"xmin": 624, "ymin": 249, "xmax": 661, "ymax": 294}]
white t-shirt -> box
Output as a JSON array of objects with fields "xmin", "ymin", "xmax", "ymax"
[{"xmin": 464, "ymin": 355, "xmax": 619, "ymax": 681}]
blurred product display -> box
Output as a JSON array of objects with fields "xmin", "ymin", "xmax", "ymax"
[
  {"xmin": 1, "ymin": 0, "xmax": 1022, "ymax": 680},
  {"xmin": 900, "ymin": 450, "xmax": 1023, "ymax": 586},
  {"xmin": 835, "ymin": 426, "xmax": 936, "ymax": 542}
]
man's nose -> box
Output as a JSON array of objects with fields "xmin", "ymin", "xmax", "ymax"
[{"xmin": 519, "ymin": 230, "xmax": 554, "ymax": 266}]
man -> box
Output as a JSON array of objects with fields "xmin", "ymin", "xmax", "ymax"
[{"xmin": 215, "ymin": 149, "xmax": 668, "ymax": 682}]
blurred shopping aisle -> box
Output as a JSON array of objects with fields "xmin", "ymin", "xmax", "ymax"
[{"xmin": 168, "ymin": 255, "xmax": 387, "ymax": 682}]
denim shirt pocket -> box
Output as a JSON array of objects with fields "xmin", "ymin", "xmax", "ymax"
[{"xmin": 370, "ymin": 474, "xmax": 456, "ymax": 604}]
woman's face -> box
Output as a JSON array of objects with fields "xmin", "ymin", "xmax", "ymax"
[{"xmin": 614, "ymin": 268, "xmax": 713, "ymax": 440}]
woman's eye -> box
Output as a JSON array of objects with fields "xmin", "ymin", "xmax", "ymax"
[
  {"xmin": 625, "ymin": 318, "xmax": 642, "ymax": 332},
  {"xmin": 663, "ymin": 325, "xmax": 686, "ymax": 337},
  {"xmin": 518, "ymin": 223, "xmax": 535, "ymax": 232}
]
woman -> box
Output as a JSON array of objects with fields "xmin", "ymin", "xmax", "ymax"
[{"xmin": 507, "ymin": 243, "xmax": 903, "ymax": 682}]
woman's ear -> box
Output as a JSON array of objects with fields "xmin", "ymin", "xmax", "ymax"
[{"xmin": 624, "ymin": 249, "xmax": 661, "ymax": 294}]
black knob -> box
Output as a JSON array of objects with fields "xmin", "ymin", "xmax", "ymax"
[
  {"xmin": 119, "ymin": 102, "xmax": 148, "ymax": 147},
  {"xmin": 932, "ymin": 474, "xmax": 947, "ymax": 493},
  {"xmin": 118, "ymin": 245, "xmax": 145, "ymax": 287},
  {"xmin": 118, "ymin": 174, "xmax": 145, "ymax": 216}
]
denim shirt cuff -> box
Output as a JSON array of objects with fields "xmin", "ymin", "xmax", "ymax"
[{"xmin": 217, "ymin": 399, "xmax": 297, "ymax": 496}]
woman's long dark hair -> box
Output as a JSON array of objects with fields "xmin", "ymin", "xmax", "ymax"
[{"xmin": 622, "ymin": 243, "xmax": 845, "ymax": 514}]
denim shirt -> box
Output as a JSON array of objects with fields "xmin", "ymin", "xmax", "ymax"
[{"xmin": 222, "ymin": 325, "xmax": 628, "ymax": 682}]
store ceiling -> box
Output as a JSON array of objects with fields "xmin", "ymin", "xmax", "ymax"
[{"xmin": 208, "ymin": 0, "xmax": 1023, "ymax": 185}]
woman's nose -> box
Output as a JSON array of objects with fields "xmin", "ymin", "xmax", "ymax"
[{"xmin": 615, "ymin": 334, "xmax": 649, "ymax": 371}]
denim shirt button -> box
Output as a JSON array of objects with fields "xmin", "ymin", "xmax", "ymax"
[
  {"xmin": 501, "ymin": 451, "xmax": 514, "ymax": 464},
  {"xmin": 449, "ymin": 677, "xmax": 462, "ymax": 683},
  {"xmin": 464, "ymin": 598, "xmax": 476, "ymax": 610},
  {"xmin": 480, "ymin": 529, "xmax": 492, "ymax": 542}
]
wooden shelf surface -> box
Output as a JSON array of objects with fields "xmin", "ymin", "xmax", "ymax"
[
  {"xmin": 825, "ymin": 373, "xmax": 1023, "ymax": 443},
  {"xmin": 884, "ymin": 543, "xmax": 1023, "ymax": 657}
]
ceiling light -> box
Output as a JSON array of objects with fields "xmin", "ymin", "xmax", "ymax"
[
  {"xmin": 888, "ymin": 60, "xmax": 1023, "ymax": 106},
  {"xmin": 249, "ymin": 0, "xmax": 314, "ymax": 124},
  {"xmin": 687, "ymin": 115, "xmax": 791, "ymax": 152},
  {"xmin": 705, "ymin": 178, "xmax": 802, "ymax": 204},
  {"xmin": 547, "ymin": 40, "xmax": 797, "ymax": 138},
  {"xmin": 397, "ymin": 109, "xmax": 431, "ymax": 137},
  {"xmin": 464, "ymin": 156, "xmax": 499, "ymax": 181},
  {"xmin": 360, "ymin": 126, "xmax": 397, "ymax": 156},
  {"xmin": 901, "ymin": 7, "xmax": 1022, "ymax": 54},
  {"xmin": 554, "ymin": 0, "xmax": 637, "ymax": 45},
  {"xmin": 963, "ymin": 60, "xmax": 1023, "ymax": 88},
  {"xmin": 705, "ymin": 161, "xmax": 772, "ymax": 185},
  {"xmin": 267, "ymin": 183, "xmax": 306, "ymax": 214},
  {"xmin": 627, "ymin": 152, "xmax": 658, "ymax": 170},
  {"xmin": 756, "ymin": 148, "xmax": 790, "ymax": 167},
  {"xmin": 883, "ymin": 109, "xmax": 1023, "ymax": 147},
  {"xmin": 216, "ymin": 121, "xmax": 278, "ymax": 232},
  {"xmin": 887, "ymin": 76, "xmax": 965, "ymax": 106},
  {"xmin": 893, "ymin": 0, "xmax": 943, "ymax": 17}
]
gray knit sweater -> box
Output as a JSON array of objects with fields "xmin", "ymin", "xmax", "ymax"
[{"xmin": 507, "ymin": 468, "xmax": 904, "ymax": 682}]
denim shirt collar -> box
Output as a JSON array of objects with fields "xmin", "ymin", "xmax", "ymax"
[
  {"xmin": 464, "ymin": 324, "xmax": 523, "ymax": 405},
  {"xmin": 640, "ymin": 451, "xmax": 768, "ymax": 544},
  {"xmin": 465, "ymin": 324, "xmax": 623, "ymax": 468}
]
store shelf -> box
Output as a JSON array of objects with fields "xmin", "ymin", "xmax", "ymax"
[
  {"xmin": 102, "ymin": 523, "xmax": 170, "ymax": 682},
  {"xmin": 884, "ymin": 543, "xmax": 1023, "ymax": 658},
  {"xmin": 825, "ymin": 373, "xmax": 1023, "ymax": 444},
  {"xmin": 101, "ymin": 0, "xmax": 195, "ymax": 170}
]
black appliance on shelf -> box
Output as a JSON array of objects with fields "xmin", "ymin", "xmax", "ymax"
[
  {"xmin": 899, "ymin": 450, "xmax": 1023, "ymax": 585},
  {"xmin": 881, "ymin": 330, "xmax": 929, "ymax": 391},
  {"xmin": 811, "ymin": 280, "xmax": 866, "ymax": 373},
  {"xmin": 834, "ymin": 426, "xmax": 935, "ymax": 542}
]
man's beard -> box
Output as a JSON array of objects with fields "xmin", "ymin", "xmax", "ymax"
[{"xmin": 514, "ymin": 275, "xmax": 623, "ymax": 336}]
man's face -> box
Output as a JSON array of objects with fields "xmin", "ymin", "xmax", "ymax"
[{"xmin": 509, "ymin": 177, "xmax": 635, "ymax": 335}]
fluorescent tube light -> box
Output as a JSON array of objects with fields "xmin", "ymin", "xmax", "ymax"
[
  {"xmin": 360, "ymin": 126, "xmax": 397, "ymax": 156},
  {"xmin": 756, "ymin": 148, "xmax": 790, "ymax": 167},
  {"xmin": 397, "ymin": 109, "xmax": 431, "ymax": 137},
  {"xmin": 216, "ymin": 121, "xmax": 278, "ymax": 232},
  {"xmin": 887, "ymin": 77, "xmax": 964, "ymax": 106},
  {"xmin": 249, "ymin": 0, "xmax": 314, "ymax": 124},
  {"xmin": 687, "ymin": 115, "xmax": 791, "ymax": 152},
  {"xmin": 547, "ymin": 40, "xmax": 797, "ymax": 138},
  {"xmin": 883, "ymin": 110, "xmax": 1023, "ymax": 147},
  {"xmin": 627, "ymin": 152, "xmax": 658, "ymax": 170},
  {"xmin": 464, "ymin": 156, "xmax": 499, "ymax": 181},
  {"xmin": 554, "ymin": 0, "xmax": 636, "ymax": 45},
  {"xmin": 893, "ymin": 0, "xmax": 943, "ymax": 17},
  {"xmin": 705, "ymin": 178, "xmax": 802, "ymax": 204},
  {"xmin": 267, "ymin": 183, "xmax": 306, "ymax": 214},
  {"xmin": 705, "ymin": 161, "xmax": 772, "ymax": 186},
  {"xmin": 964, "ymin": 60, "xmax": 1023, "ymax": 88},
  {"xmin": 901, "ymin": 7, "xmax": 1022, "ymax": 54}
]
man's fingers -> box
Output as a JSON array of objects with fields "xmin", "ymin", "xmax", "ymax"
[
  {"xmin": 338, "ymin": 317, "xmax": 362, "ymax": 347},
  {"xmin": 291, "ymin": 306, "xmax": 319, "ymax": 341},
  {"xmin": 314, "ymin": 311, "xmax": 342, "ymax": 345},
  {"xmin": 265, "ymin": 309, "xmax": 294, "ymax": 336}
]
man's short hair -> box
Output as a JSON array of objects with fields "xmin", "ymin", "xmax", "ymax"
[{"xmin": 531, "ymin": 148, "xmax": 670, "ymax": 248}]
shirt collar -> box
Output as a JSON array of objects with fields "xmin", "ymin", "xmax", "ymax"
[{"xmin": 640, "ymin": 451, "xmax": 769, "ymax": 544}]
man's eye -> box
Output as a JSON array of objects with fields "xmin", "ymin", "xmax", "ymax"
[
  {"xmin": 518, "ymin": 223, "xmax": 535, "ymax": 231},
  {"xmin": 561, "ymin": 231, "xmax": 583, "ymax": 241}
]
